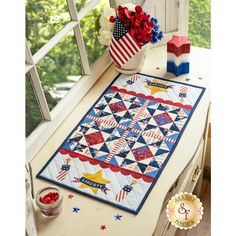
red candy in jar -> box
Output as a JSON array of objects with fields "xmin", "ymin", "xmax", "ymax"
[{"xmin": 36, "ymin": 186, "xmax": 63, "ymax": 218}]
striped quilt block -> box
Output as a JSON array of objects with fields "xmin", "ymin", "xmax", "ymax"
[{"xmin": 37, "ymin": 73, "xmax": 205, "ymax": 214}]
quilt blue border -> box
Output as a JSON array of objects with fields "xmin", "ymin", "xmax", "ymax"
[{"xmin": 36, "ymin": 73, "xmax": 206, "ymax": 214}]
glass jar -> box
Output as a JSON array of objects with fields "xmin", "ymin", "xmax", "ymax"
[{"xmin": 36, "ymin": 186, "xmax": 63, "ymax": 218}]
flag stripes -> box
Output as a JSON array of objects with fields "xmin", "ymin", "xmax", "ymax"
[
  {"xmin": 180, "ymin": 86, "xmax": 188, "ymax": 93},
  {"xmin": 115, "ymin": 189, "xmax": 129, "ymax": 202},
  {"xmin": 131, "ymin": 74, "xmax": 140, "ymax": 83},
  {"xmin": 56, "ymin": 170, "xmax": 68, "ymax": 181},
  {"xmin": 109, "ymin": 17, "xmax": 141, "ymax": 68}
]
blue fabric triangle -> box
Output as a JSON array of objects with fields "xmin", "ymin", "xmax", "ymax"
[
  {"xmin": 149, "ymin": 160, "xmax": 159, "ymax": 168},
  {"xmin": 99, "ymin": 111, "xmax": 112, "ymax": 117},
  {"xmin": 96, "ymin": 155, "xmax": 109, "ymax": 162},
  {"xmin": 101, "ymin": 127, "xmax": 115, "ymax": 134},
  {"xmin": 158, "ymin": 104, "xmax": 168, "ymax": 111},
  {"xmin": 122, "ymin": 159, "xmax": 136, "ymax": 166},
  {"xmin": 155, "ymin": 148, "xmax": 169, "ymax": 156},
  {"xmin": 167, "ymin": 133, "xmax": 179, "ymax": 140},
  {"xmin": 133, "ymin": 122, "xmax": 142, "ymax": 131},
  {"xmin": 182, "ymin": 108, "xmax": 191, "ymax": 116},
  {"xmin": 95, "ymin": 103, "xmax": 106, "ymax": 111},
  {"xmin": 114, "ymin": 92, "xmax": 123, "ymax": 100},
  {"xmin": 146, "ymin": 169, "xmax": 159, "ymax": 178},
  {"xmin": 169, "ymin": 108, "xmax": 181, "ymax": 114},
  {"xmin": 137, "ymin": 135, "xmax": 146, "ymax": 144},
  {"xmin": 100, "ymin": 143, "xmax": 110, "ymax": 153},
  {"xmin": 89, "ymin": 147, "xmax": 98, "ymax": 158},
  {"xmin": 129, "ymin": 103, "xmax": 141, "ymax": 110},
  {"xmin": 109, "ymin": 156, "xmax": 119, "ymax": 166},
  {"xmin": 159, "ymin": 127, "xmax": 168, "ymax": 136},
  {"xmin": 113, "ymin": 114, "xmax": 122, "ymax": 123},
  {"xmin": 147, "ymin": 108, "xmax": 156, "ymax": 116},
  {"xmin": 170, "ymin": 123, "xmax": 180, "ymax": 132},
  {"xmin": 104, "ymin": 96, "xmax": 112, "ymax": 104},
  {"xmin": 124, "ymin": 111, "xmax": 133, "ymax": 119},
  {"xmin": 116, "ymin": 150, "xmax": 129, "ymax": 158},
  {"xmin": 164, "ymin": 140, "xmax": 174, "ymax": 150},
  {"xmin": 137, "ymin": 162, "xmax": 148, "ymax": 173},
  {"xmin": 145, "ymin": 124, "xmax": 158, "ymax": 131}
]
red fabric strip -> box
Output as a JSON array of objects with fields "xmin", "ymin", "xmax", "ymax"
[
  {"xmin": 110, "ymin": 86, "xmax": 193, "ymax": 110},
  {"xmin": 59, "ymin": 148, "xmax": 154, "ymax": 183}
]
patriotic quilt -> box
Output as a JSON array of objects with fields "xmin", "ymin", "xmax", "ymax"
[{"xmin": 37, "ymin": 73, "xmax": 205, "ymax": 214}]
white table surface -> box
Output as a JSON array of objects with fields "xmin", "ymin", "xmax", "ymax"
[{"xmin": 30, "ymin": 45, "xmax": 211, "ymax": 236}]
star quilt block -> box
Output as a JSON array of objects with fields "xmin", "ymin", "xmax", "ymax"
[{"xmin": 37, "ymin": 73, "xmax": 205, "ymax": 214}]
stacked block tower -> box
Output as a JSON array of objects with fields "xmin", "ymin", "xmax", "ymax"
[{"xmin": 167, "ymin": 35, "xmax": 190, "ymax": 76}]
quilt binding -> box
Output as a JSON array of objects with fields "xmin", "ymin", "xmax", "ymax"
[{"xmin": 36, "ymin": 72, "xmax": 206, "ymax": 214}]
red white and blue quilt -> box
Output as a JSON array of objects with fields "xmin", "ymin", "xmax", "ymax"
[{"xmin": 37, "ymin": 73, "xmax": 205, "ymax": 214}]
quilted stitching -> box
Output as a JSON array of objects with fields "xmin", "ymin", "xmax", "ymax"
[{"xmin": 37, "ymin": 73, "xmax": 205, "ymax": 214}]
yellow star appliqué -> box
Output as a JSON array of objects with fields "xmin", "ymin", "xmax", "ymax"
[
  {"xmin": 145, "ymin": 80, "xmax": 169, "ymax": 95},
  {"xmin": 79, "ymin": 170, "xmax": 110, "ymax": 194}
]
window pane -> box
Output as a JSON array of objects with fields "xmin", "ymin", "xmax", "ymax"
[
  {"xmin": 26, "ymin": 74, "xmax": 44, "ymax": 137},
  {"xmin": 36, "ymin": 31, "xmax": 83, "ymax": 110},
  {"xmin": 75, "ymin": 0, "xmax": 92, "ymax": 12},
  {"xmin": 26, "ymin": 0, "xmax": 70, "ymax": 54},
  {"xmin": 188, "ymin": 0, "xmax": 211, "ymax": 48},
  {"xmin": 79, "ymin": 0, "xmax": 110, "ymax": 65}
]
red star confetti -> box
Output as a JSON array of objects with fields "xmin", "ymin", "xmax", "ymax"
[
  {"xmin": 100, "ymin": 225, "xmax": 107, "ymax": 230},
  {"xmin": 68, "ymin": 194, "xmax": 74, "ymax": 199},
  {"xmin": 198, "ymin": 77, "xmax": 203, "ymax": 80}
]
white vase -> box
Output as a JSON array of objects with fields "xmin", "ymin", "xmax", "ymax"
[{"xmin": 114, "ymin": 43, "xmax": 149, "ymax": 74}]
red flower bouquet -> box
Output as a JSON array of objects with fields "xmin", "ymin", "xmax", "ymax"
[
  {"xmin": 98, "ymin": 3, "xmax": 163, "ymax": 73},
  {"xmin": 115, "ymin": 5, "xmax": 156, "ymax": 46}
]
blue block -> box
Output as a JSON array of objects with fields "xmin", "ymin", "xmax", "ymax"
[{"xmin": 167, "ymin": 61, "xmax": 189, "ymax": 76}]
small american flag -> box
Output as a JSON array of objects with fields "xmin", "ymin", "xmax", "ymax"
[
  {"xmin": 109, "ymin": 17, "xmax": 141, "ymax": 68},
  {"xmin": 56, "ymin": 158, "xmax": 72, "ymax": 181},
  {"xmin": 56, "ymin": 164, "xmax": 70, "ymax": 181}
]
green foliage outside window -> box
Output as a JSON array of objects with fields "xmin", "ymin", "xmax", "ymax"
[{"xmin": 188, "ymin": 0, "xmax": 211, "ymax": 48}]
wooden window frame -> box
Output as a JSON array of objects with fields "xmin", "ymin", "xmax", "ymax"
[{"xmin": 25, "ymin": 0, "xmax": 113, "ymax": 162}]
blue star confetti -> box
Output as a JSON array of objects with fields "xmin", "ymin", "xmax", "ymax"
[
  {"xmin": 73, "ymin": 207, "xmax": 80, "ymax": 213},
  {"xmin": 114, "ymin": 214, "xmax": 122, "ymax": 220},
  {"xmin": 185, "ymin": 78, "xmax": 190, "ymax": 81}
]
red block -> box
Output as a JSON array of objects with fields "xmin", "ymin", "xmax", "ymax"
[{"xmin": 167, "ymin": 35, "xmax": 190, "ymax": 57}]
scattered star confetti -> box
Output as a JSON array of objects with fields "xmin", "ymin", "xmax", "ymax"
[
  {"xmin": 185, "ymin": 78, "xmax": 190, "ymax": 81},
  {"xmin": 114, "ymin": 214, "xmax": 122, "ymax": 220},
  {"xmin": 156, "ymin": 67, "xmax": 160, "ymax": 70},
  {"xmin": 100, "ymin": 225, "xmax": 107, "ymax": 230},
  {"xmin": 68, "ymin": 194, "xmax": 74, "ymax": 199},
  {"xmin": 73, "ymin": 207, "xmax": 80, "ymax": 213},
  {"xmin": 198, "ymin": 77, "xmax": 203, "ymax": 80}
]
